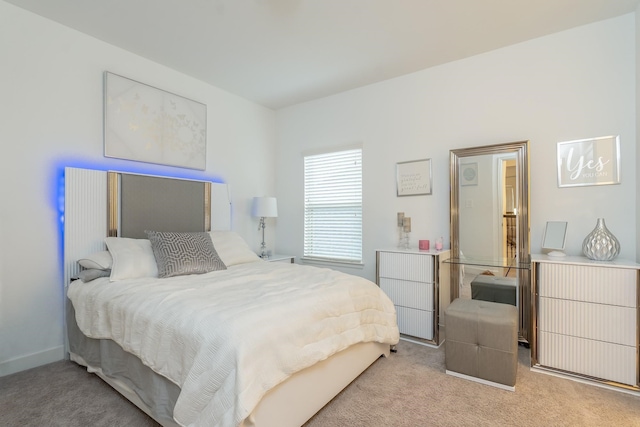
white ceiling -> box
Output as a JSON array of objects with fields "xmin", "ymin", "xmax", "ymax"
[{"xmin": 6, "ymin": 0, "xmax": 639, "ymax": 109}]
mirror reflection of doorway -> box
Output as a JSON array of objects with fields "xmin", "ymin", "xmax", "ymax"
[{"xmin": 500, "ymin": 157, "xmax": 517, "ymax": 274}]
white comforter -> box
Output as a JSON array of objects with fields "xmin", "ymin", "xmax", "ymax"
[{"xmin": 68, "ymin": 261, "xmax": 399, "ymax": 427}]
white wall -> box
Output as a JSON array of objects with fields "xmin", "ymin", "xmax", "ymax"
[
  {"xmin": 0, "ymin": 2, "xmax": 276, "ymax": 375},
  {"xmin": 275, "ymin": 13, "xmax": 637, "ymax": 282}
]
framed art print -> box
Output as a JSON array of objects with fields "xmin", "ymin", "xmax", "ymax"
[
  {"xmin": 460, "ymin": 162, "xmax": 478, "ymax": 186},
  {"xmin": 104, "ymin": 72, "xmax": 207, "ymax": 170},
  {"xmin": 557, "ymin": 135, "xmax": 620, "ymax": 188},
  {"xmin": 396, "ymin": 158, "xmax": 432, "ymax": 196}
]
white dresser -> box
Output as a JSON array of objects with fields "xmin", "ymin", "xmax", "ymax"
[
  {"xmin": 376, "ymin": 249, "xmax": 450, "ymax": 347},
  {"xmin": 531, "ymin": 255, "xmax": 640, "ymax": 388}
]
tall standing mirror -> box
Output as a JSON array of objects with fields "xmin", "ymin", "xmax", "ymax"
[{"xmin": 449, "ymin": 141, "xmax": 531, "ymax": 343}]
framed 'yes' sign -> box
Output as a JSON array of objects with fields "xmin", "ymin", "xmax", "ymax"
[{"xmin": 557, "ymin": 135, "xmax": 620, "ymax": 188}]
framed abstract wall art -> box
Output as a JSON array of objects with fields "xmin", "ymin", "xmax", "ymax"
[
  {"xmin": 460, "ymin": 162, "xmax": 478, "ymax": 186},
  {"xmin": 104, "ymin": 72, "xmax": 207, "ymax": 170}
]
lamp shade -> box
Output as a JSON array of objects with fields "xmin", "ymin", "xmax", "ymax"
[{"xmin": 252, "ymin": 197, "xmax": 278, "ymax": 218}]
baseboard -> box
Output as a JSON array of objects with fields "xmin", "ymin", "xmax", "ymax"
[
  {"xmin": 0, "ymin": 346, "xmax": 64, "ymax": 377},
  {"xmin": 530, "ymin": 365, "xmax": 640, "ymax": 397}
]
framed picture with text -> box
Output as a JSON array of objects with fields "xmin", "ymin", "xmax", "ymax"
[
  {"xmin": 557, "ymin": 135, "xmax": 620, "ymax": 188},
  {"xmin": 396, "ymin": 158, "xmax": 432, "ymax": 196}
]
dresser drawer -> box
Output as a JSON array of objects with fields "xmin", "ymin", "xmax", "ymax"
[
  {"xmin": 538, "ymin": 331, "xmax": 636, "ymax": 386},
  {"xmin": 378, "ymin": 252, "xmax": 434, "ymax": 283},
  {"xmin": 538, "ymin": 263, "xmax": 636, "ymax": 307},
  {"xmin": 396, "ymin": 306, "xmax": 434, "ymax": 340},
  {"xmin": 538, "ymin": 297, "xmax": 636, "ymax": 346},
  {"xmin": 380, "ymin": 278, "xmax": 434, "ymax": 311}
]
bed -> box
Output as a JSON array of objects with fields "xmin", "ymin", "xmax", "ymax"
[{"xmin": 63, "ymin": 167, "xmax": 399, "ymax": 427}]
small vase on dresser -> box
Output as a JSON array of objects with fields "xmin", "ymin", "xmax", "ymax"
[{"xmin": 581, "ymin": 218, "xmax": 620, "ymax": 261}]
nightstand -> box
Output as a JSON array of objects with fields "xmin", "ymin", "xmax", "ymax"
[{"xmin": 264, "ymin": 254, "xmax": 295, "ymax": 263}]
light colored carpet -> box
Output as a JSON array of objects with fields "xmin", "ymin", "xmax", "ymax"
[
  {"xmin": 2, "ymin": 340, "xmax": 640, "ymax": 426},
  {"xmin": 0, "ymin": 358, "xmax": 158, "ymax": 427},
  {"xmin": 307, "ymin": 341, "xmax": 640, "ymax": 426}
]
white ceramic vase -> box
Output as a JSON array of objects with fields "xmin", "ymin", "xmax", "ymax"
[{"xmin": 582, "ymin": 218, "xmax": 620, "ymax": 261}]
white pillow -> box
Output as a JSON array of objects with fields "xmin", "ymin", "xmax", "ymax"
[
  {"xmin": 105, "ymin": 237, "xmax": 158, "ymax": 281},
  {"xmin": 78, "ymin": 251, "xmax": 113, "ymax": 270},
  {"xmin": 209, "ymin": 231, "xmax": 261, "ymax": 266}
]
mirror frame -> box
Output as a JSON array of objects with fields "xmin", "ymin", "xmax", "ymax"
[
  {"xmin": 541, "ymin": 221, "xmax": 568, "ymax": 252},
  {"xmin": 449, "ymin": 140, "xmax": 531, "ymax": 342}
]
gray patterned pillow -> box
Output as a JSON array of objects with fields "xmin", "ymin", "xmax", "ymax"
[{"xmin": 145, "ymin": 230, "xmax": 227, "ymax": 278}]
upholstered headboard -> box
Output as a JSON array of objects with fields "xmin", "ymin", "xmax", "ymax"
[
  {"xmin": 63, "ymin": 167, "xmax": 230, "ymax": 287},
  {"xmin": 109, "ymin": 172, "xmax": 210, "ymax": 238}
]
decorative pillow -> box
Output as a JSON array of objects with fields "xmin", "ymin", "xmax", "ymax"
[
  {"xmin": 209, "ymin": 230, "xmax": 261, "ymax": 266},
  {"xmin": 105, "ymin": 237, "xmax": 158, "ymax": 281},
  {"xmin": 78, "ymin": 251, "xmax": 113, "ymax": 270},
  {"xmin": 77, "ymin": 268, "xmax": 111, "ymax": 283},
  {"xmin": 145, "ymin": 230, "xmax": 227, "ymax": 278}
]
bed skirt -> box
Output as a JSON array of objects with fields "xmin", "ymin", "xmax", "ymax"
[{"xmin": 67, "ymin": 299, "xmax": 180, "ymax": 425}]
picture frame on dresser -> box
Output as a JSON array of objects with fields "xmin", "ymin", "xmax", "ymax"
[{"xmin": 541, "ymin": 221, "xmax": 568, "ymax": 257}]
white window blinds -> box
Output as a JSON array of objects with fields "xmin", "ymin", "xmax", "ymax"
[{"xmin": 304, "ymin": 148, "xmax": 362, "ymax": 263}]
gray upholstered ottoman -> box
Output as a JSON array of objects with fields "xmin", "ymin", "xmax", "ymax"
[{"xmin": 444, "ymin": 298, "xmax": 518, "ymax": 390}]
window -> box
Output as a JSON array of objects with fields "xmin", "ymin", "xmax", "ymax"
[{"xmin": 303, "ymin": 147, "xmax": 362, "ymax": 263}]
